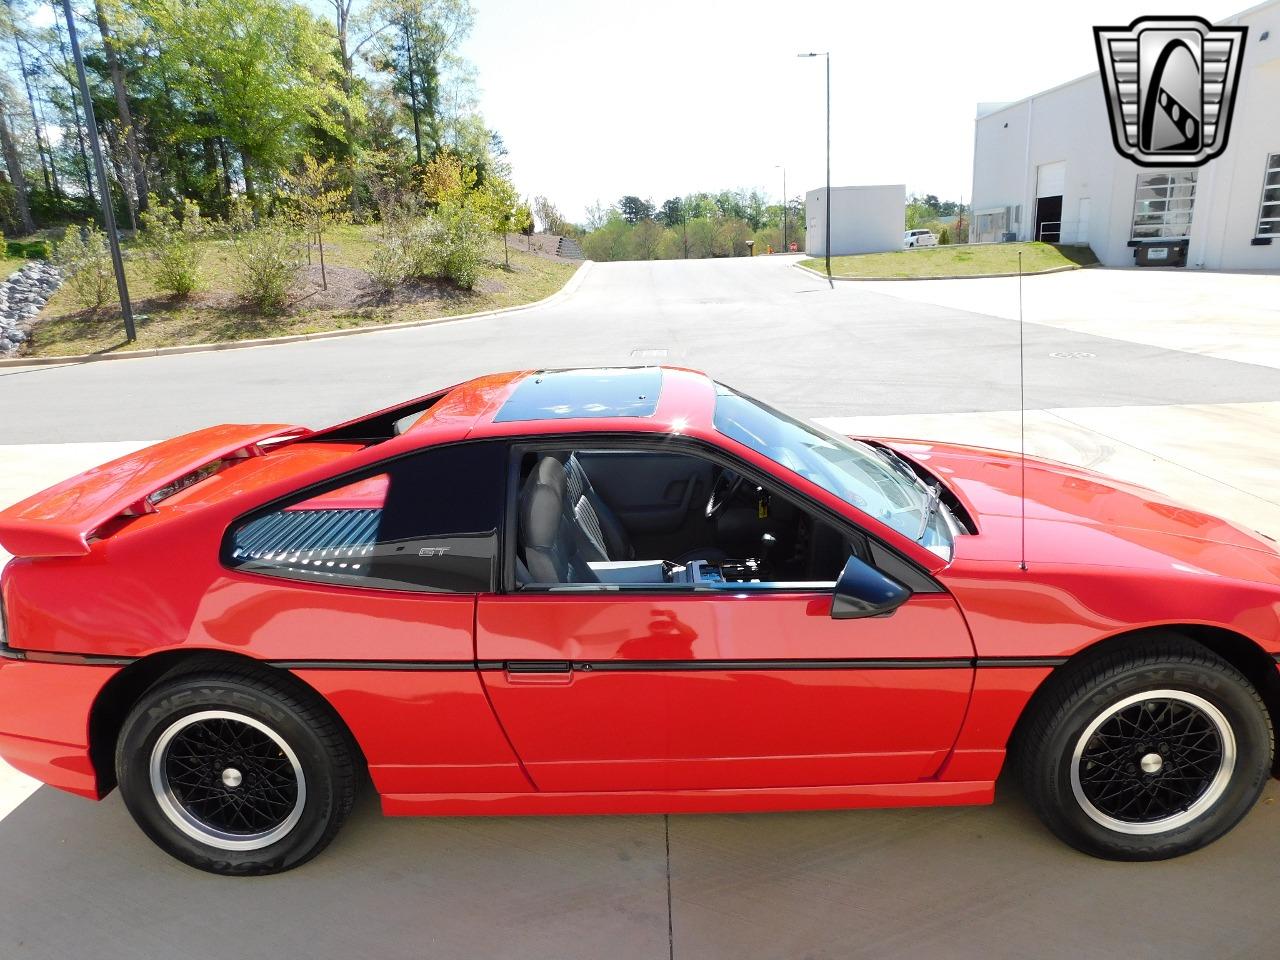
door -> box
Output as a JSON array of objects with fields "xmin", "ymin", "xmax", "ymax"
[
  {"xmin": 478, "ymin": 442, "xmax": 976, "ymax": 793},
  {"xmin": 1034, "ymin": 195, "xmax": 1062, "ymax": 242},
  {"xmin": 1076, "ymin": 197, "xmax": 1091, "ymax": 245},
  {"xmin": 1035, "ymin": 161, "xmax": 1066, "ymax": 242},
  {"xmin": 477, "ymin": 591, "xmax": 975, "ymax": 792}
]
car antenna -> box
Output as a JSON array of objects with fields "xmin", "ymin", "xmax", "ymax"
[{"xmin": 1018, "ymin": 251, "xmax": 1028, "ymax": 572}]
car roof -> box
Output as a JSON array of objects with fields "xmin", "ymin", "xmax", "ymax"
[{"xmin": 410, "ymin": 366, "xmax": 718, "ymax": 439}]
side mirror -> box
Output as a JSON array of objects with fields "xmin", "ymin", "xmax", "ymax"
[{"xmin": 830, "ymin": 555, "xmax": 911, "ymax": 620}]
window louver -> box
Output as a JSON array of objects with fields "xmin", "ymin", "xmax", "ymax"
[{"xmin": 230, "ymin": 508, "xmax": 381, "ymax": 575}]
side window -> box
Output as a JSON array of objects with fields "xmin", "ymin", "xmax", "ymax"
[
  {"xmin": 226, "ymin": 442, "xmax": 506, "ymax": 593},
  {"xmin": 1257, "ymin": 153, "xmax": 1280, "ymax": 240},
  {"xmin": 513, "ymin": 447, "xmax": 861, "ymax": 590}
]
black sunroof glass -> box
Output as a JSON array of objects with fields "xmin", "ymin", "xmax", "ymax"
[{"xmin": 493, "ymin": 368, "xmax": 662, "ymax": 422}]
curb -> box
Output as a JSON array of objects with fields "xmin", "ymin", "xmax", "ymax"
[
  {"xmin": 792, "ymin": 261, "xmax": 1093, "ymax": 282},
  {"xmin": 0, "ymin": 260, "xmax": 592, "ymax": 369}
]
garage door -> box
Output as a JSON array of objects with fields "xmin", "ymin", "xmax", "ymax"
[{"xmin": 1036, "ymin": 161, "xmax": 1066, "ymax": 198}]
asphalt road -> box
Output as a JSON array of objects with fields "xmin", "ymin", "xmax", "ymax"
[
  {"xmin": 3, "ymin": 255, "xmax": 1280, "ymax": 959},
  {"xmin": 4, "ymin": 255, "xmax": 1280, "ymax": 442}
]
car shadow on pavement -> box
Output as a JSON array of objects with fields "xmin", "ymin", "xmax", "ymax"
[{"xmin": 0, "ymin": 779, "xmax": 1276, "ymax": 960}]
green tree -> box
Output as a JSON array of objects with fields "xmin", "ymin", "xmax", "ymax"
[
  {"xmin": 717, "ymin": 217, "xmax": 752, "ymax": 256},
  {"xmin": 905, "ymin": 198, "xmax": 933, "ymax": 230},
  {"xmin": 479, "ymin": 176, "xmax": 531, "ymax": 268},
  {"xmin": 532, "ymin": 195, "xmax": 566, "ymax": 235},
  {"xmin": 657, "ymin": 197, "xmax": 683, "ymax": 226},
  {"xmin": 685, "ymin": 217, "xmax": 717, "ymax": 259},
  {"xmin": 93, "ymin": 0, "xmax": 148, "ymax": 214},
  {"xmin": 580, "ymin": 210, "xmax": 630, "ymax": 261},
  {"xmin": 282, "ymin": 155, "xmax": 351, "ymax": 289},
  {"xmin": 145, "ymin": 0, "xmax": 350, "ymax": 198},
  {"xmin": 0, "ymin": 87, "xmax": 32, "ymax": 233},
  {"xmin": 618, "ymin": 195, "xmax": 654, "ymax": 224},
  {"xmin": 365, "ymin": 0, "xmax": 474, "ymax": 165},
  {"xmin": 631, "ymin": 217, "xmax": 662, "ymax": 259}
]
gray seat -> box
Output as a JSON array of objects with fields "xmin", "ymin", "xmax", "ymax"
[
  {"xmin": 563, "ymin": 454, "xmax": 725, "ymax": 566},
  {"xmin": 564, "ymin": 454, "xmax": 633, "ymax": 562},
  {"xmin": 518, "ymin": 456, "xmax": 599, "ymax": 584}
]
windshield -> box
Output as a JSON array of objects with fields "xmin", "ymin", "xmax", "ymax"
[{"xmin": 713, "ymin": 385, "xmax": 956, "ymax": 559}]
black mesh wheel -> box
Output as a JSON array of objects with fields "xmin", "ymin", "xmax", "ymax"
[
  {"xmin": 116, "ymin": 668, "xmax": 357, "ymax": 875},
  {"xmin": 1018, "ymin": 636, "xmax": 1272, "ymax": 861}
]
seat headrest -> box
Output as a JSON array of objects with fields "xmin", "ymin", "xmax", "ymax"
[{"xmin": 520, "ymin": 456, "xmax": 568, "ymax": 550}]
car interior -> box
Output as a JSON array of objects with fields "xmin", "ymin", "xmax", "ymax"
[{"xmin": 515, "ymin": 448, "xmax": 863, "ymax": 588}]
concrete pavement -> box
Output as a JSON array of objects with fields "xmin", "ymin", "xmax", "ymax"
[
  {"xmin": 3, "ymin": 255, "xmax": 1280, "ymax": 959},
  {"xmin": 5, "ymin": 256, "xmax": 1280, "ymax": 440}
]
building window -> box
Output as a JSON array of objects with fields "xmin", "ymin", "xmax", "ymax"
[
  {"xmin": 1131, "ymin": 172, "xmax": 1197, "ymax": 240},
  {"xmin": 1257, "ymin": 154, "xmax": 1280, "ymax": 238},
  {"xmin": 975, "ymin": 208, "xmax": 1007, "ymax": 243}
]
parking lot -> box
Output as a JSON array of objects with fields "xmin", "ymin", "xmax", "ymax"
[{"xmin": 3, "ymin": 255, "xmax": 1280, "ymax": 959}]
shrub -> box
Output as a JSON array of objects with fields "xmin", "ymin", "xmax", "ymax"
[
  {"xmin": 368, "ymin": 237, "xmax": 408, "ymax": 293},
  {"xmin": 429, "ymin": 200, "xmax": 491, "ymax": 289},
  {"xmin": 369, "ymin": 201, "xmax": 490, "ymax": 294},
  {"xmin": 53, "ymin": 224, "xmax": 115, "ymax": 310},
  {"xmin": 368, "ymin": 227, "xmax": 415, "ymax": 293},
  {"xmin": 141, "ymin": 195, "xmax": 204, "ymax": 298},
  {"xmin": 229, "ymin": 213, "xmax": 304, "ymax": 313},
  {"xmin": 6, "ymin": 238, "xmax": 48, "ymax": 259}
]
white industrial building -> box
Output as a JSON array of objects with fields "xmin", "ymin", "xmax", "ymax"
[
  {"xmin": 804, "ymin": 184, "xmax": 904, "ymax": 257},
  {"xmin": 970, "ymin": 0, "xmax": 1280, "ymax": 269}
]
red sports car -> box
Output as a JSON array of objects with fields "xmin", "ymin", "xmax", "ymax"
[{"xmin": 1, "ymin": 367, "xmax": 1277, "ymax": 874}]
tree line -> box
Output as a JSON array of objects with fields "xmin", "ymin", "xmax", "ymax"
[
  {"xmin": 0, "ymin": 0, "xmax": 520, "ymax": 238},
  {"xmin": 575, "ymin": 189, "xmax": 807, "ymax": 262},
  {"xmin": 572, "ymin": 189, "xmax": 971, "ymax": 261}
]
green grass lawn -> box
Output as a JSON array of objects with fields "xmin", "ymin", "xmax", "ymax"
[
  {"xmin": 0, "ymin": 254, "xmax": 27, "ymax": 278},
  {"xmin": 799, "ymin": 242, "xmax": 1098, "ymax": 279},
  {"xmin": 24, "ymin": 225, "xmax": 578, "ymax": 357}
]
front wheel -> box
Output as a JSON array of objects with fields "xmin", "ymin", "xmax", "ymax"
[
  {"xmin": 1019, "ymin": 638, "xmax": 1273, "ymax": 860},
  {"xmin": 116, "ymin": 668, "xmax": 357, "ymax": 875}
]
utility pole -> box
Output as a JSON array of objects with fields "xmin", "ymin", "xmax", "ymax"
[
  {"xmin": 61, "ymin": 0, "xmax": 134, "ymax": 340},
  {"xmin": 775, "ymin": 164, "xmax": 786, "ymax": 252},
  {"xmin": 798, "ymin": 52, "xmax": 831, "ymax": 285}
]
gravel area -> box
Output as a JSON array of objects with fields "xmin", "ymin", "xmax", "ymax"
[{"xmin": 0, "ymin": 261, "xmax": 61, "ymax": 356}]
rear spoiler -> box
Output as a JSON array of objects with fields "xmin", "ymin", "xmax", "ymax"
[{"xmin": 0, "ymin": 423, "xmax": 308, "ymax": 558}]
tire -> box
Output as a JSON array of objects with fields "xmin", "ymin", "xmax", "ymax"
[
  {"xmin": 1019, "ymin": 636, "xmax": 1273, "ymax": 860},
  {"xmin": 115, "ymin": 668, "xmax": 357, "ymax": 875}
]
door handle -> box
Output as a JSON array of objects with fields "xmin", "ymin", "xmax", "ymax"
[{"xmin": 504, "ymin": 661, "xmax": 573, "ymax": 685}]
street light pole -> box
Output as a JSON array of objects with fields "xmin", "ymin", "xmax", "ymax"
[
  {"xmin": 775, "ymin": 164, "xmax": 786, "ymax": 252},
  {"xmin": 62, "ymin": 0, "xmax": 134, "ymax": 341},
  {"xmin": 798, "ymin": 52, "xmax": 831, "ymax": 284},
  {"xmin": 825, "ymin": 53, "xmax": 830, "ymax": 282}
]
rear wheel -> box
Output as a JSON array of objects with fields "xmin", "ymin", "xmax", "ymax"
[
  {"xmin": 116, "ymin": 669, "xmax": 356, "ymax": 875},
  {"xmin": 1019, "ymin": 637, "xmax": 1273, "ymax": 860}
]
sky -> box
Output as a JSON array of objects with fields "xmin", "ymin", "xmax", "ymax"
[
  {"xmin": 25, "ymin": 1, "xmax": 1250, "ymax": 222},
  {"xmin": 457, "ymin": 0, "xmax": 1246, "ymax": 221}
]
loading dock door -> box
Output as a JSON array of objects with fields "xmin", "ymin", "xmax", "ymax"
[{"xmin": 1035, "ymin": 162, "xmax": 1066, "ymax": 243}]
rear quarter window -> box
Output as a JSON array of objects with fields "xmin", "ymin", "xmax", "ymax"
[{"xmin": 225, "ymin": 442, "xmax": 506, "ymax": 593}]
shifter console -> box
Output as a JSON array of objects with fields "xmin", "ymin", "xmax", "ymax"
[{"xmin": 669, "ymin": 558, "xmax": 762, "ymax": 585}]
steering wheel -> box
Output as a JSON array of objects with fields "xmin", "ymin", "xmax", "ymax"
[{"xmin": 705, "ymin": 468, "xmax": 746, "ymax": 519}]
